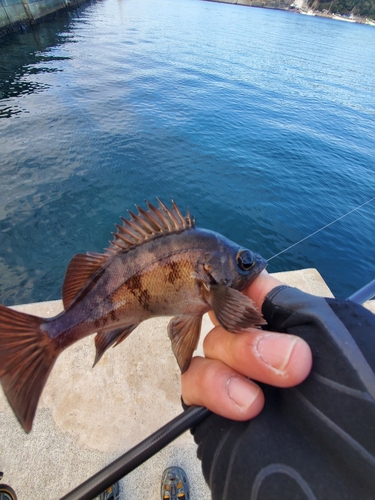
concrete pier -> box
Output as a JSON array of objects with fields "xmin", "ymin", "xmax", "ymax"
[
  {"xmin": 0, "ymin": 268, "xmax": 374, "ymax": 499},
  {"xmin": 0, "ymin": 0, "xmax": 86, "ymax": 37}
]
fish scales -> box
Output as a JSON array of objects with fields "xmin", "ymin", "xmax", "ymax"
[
  {"xmin": 0, "ymin": 200, "xmax": 267, "ymax": 432},
  {"xmin": 50, "ymin": 232, "xmax": 217, "ymax": 339},
  {"xmin": 112, "ymin": 255, "xmax": 202, "ymax": 315}
]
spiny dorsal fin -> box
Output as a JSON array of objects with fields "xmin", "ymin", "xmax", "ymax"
[
  {"xmin": 62, "ymin": 252, "xmax": 108, "ymax": 309},
  {"xmin": 106, "ymin": 199, "xmax": 194, "ymax": 256},
  {"xmin": 62, "ymin": 200, "xmax": 194, "ymax": 309}
]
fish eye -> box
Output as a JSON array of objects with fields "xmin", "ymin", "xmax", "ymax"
[{"xmin": 236, "ymin": 249, "xmax": 255, "ymax": 272}]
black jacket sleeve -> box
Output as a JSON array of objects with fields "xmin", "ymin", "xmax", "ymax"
[{"xmin": 192, "ymin": 286, "xmax": 375, "ymax": 500}]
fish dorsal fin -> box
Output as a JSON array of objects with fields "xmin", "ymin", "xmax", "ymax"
[
  {"xmin": 62, "ymin": 200, "xmax": 193, "ymax": 309},
  {"xmin": 106, "ymin": 199, "xmax": 194, "ymax": 256},
  {"xmin": 62, "ymin": 252, "xmax": 108, "ymax": 309}
]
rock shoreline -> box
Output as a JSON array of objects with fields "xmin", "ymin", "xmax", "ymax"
[{"xmin": 204, "ymin": 0, "xmax": 375, "ymax": 25}]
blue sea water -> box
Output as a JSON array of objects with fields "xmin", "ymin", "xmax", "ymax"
[{"xmin": 0, "ymin": 0, "xmax": 374, "ymax": 305}]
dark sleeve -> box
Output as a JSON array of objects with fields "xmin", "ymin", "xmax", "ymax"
[{"xmin": 192, "ymin": 286, "xmax": 375, "ymax": 500}]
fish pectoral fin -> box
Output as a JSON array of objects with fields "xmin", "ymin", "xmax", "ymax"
[
  {"xmin": 94, "ymin": 324, "xmax": 138, "ymax": 367},
  {"xmin": 168, "ymin": 315, "xmax": 202, "ymax": 374},
  {"xmin": 62, "ymin": 252, "xmax": 108, "ymax": 309},
  {"xmin": 207, "ymin": 285, "xmax": 265, "ymax": 333}
]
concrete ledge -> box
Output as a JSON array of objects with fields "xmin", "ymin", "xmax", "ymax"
[
  {"xmin": 0, "ymin": 268, "xmax": 374, "ymax": 499},
  {"xmin": 0, "ymin": 0, "xmax": 88, "ymax": 37}
]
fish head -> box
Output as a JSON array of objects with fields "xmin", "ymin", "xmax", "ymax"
[{"xmin": 199, "ymin": 231, "xmax": 268, "ymax": 292}]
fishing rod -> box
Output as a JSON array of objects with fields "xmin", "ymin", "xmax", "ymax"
[
  {"xmin": 61, "ymin": 280, "xmax": 375, "ymax": 500},
  {"xmin": 61, "ymin": 194, "xmax": 375, "ymax": 500},
  {"xmin": 60, "ymin": 279, "xmax": 375, "ymax": 500},
  {"xmin": 60, "ymin": 405, "xmax": 211, "ymax": 500},
  {"xmin": 348, "ymin": 278, "xmax": 375, "ymax": 304}
]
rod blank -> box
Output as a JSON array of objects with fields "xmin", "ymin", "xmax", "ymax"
[
  {"xmin": 60, "ymin": 405, "xmax": 210, "ymax": 500},
  {"xmin": 348, "ymin": 279, "xmax": 375, "ymax": 304}
]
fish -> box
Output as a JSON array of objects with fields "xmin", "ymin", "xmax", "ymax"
[{"xmin": 0, "ymin": 200, "xmax": 267, "ymax": 432}]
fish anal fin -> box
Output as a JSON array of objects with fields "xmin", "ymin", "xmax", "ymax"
[
  {"xmin": 168, "ymin": 316, "xmax": 202, "ymax": 374},
  {"xmin": 94, "ymin": 324, "xmax": 137, "ymax": 367},
  {"xmin": 62, "ymin": 252, "xmax": 108, "ymax": 309},
  {"xmin": 0, "ymin": 305, "xmax": 59, "ymax": 433},
  {"xmin": 206, "ymin": 285, "xmax": 266, "ymax": 333}
]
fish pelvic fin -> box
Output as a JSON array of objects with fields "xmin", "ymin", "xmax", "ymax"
[
  {"xmin": 206, "ymin": 285, "xmax": 266, "ymax": 333},
  {"xmin": 168, "ymin": 315, "xmax": 202, "ymax": 374},
  {"xmin": 0, "ymin": 305, "xmax": 60, "ymax": 433},
  {"xmin": 93, "ymin": 324, "xmax": 138, "ymax": 367}
]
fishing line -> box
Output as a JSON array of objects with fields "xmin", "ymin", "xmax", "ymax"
[
  {"xmin": 268, "ymin": 195, "xmax": 375, "ymax": 261},
  {"xmin": 60, "ymin": 198, "xmax": 375, "ymax": 500}
]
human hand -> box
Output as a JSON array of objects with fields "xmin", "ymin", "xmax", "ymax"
[{"xmin": 181, "ymin": 271, "xmax": 313, "ymax": 420}]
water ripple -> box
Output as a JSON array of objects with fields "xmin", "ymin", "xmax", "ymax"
[{"xmin": 0, "ymin": 0, "xmax": 374, "ymax": 303}]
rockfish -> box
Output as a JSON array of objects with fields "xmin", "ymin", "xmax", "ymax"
[{"xmin": 0, "ymin": 200, "xmax": 267, "ymax": 432}]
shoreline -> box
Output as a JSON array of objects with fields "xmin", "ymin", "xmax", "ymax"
[
  {"xmin": 204, "ymin": 0, "xmax": 375, "ymax": 25},
  {"xmin": 298, "ymin": 8, "xmax": 375, "ymax": 24}
]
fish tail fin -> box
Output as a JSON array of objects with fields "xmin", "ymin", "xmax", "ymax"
[{"xmin": 0, "ymin": 305, "xmax": 60, "ymax": 433}]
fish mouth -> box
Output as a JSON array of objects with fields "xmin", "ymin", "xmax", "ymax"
[
  {"xmin": 255, "ymin": 253, "xmax": 268, "ymax": 274},
  {"xmin": 246, "ymin": 252, "xmax": 267, "ymax": 284}
]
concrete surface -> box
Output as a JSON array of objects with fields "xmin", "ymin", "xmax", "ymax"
[
  {"xmin": 0, "ymin": 268, "xmax": 374, "ymax": 499},
  {"xmin": 0, "ymin": 0, "xmax": 86, "ymax": 37}
]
